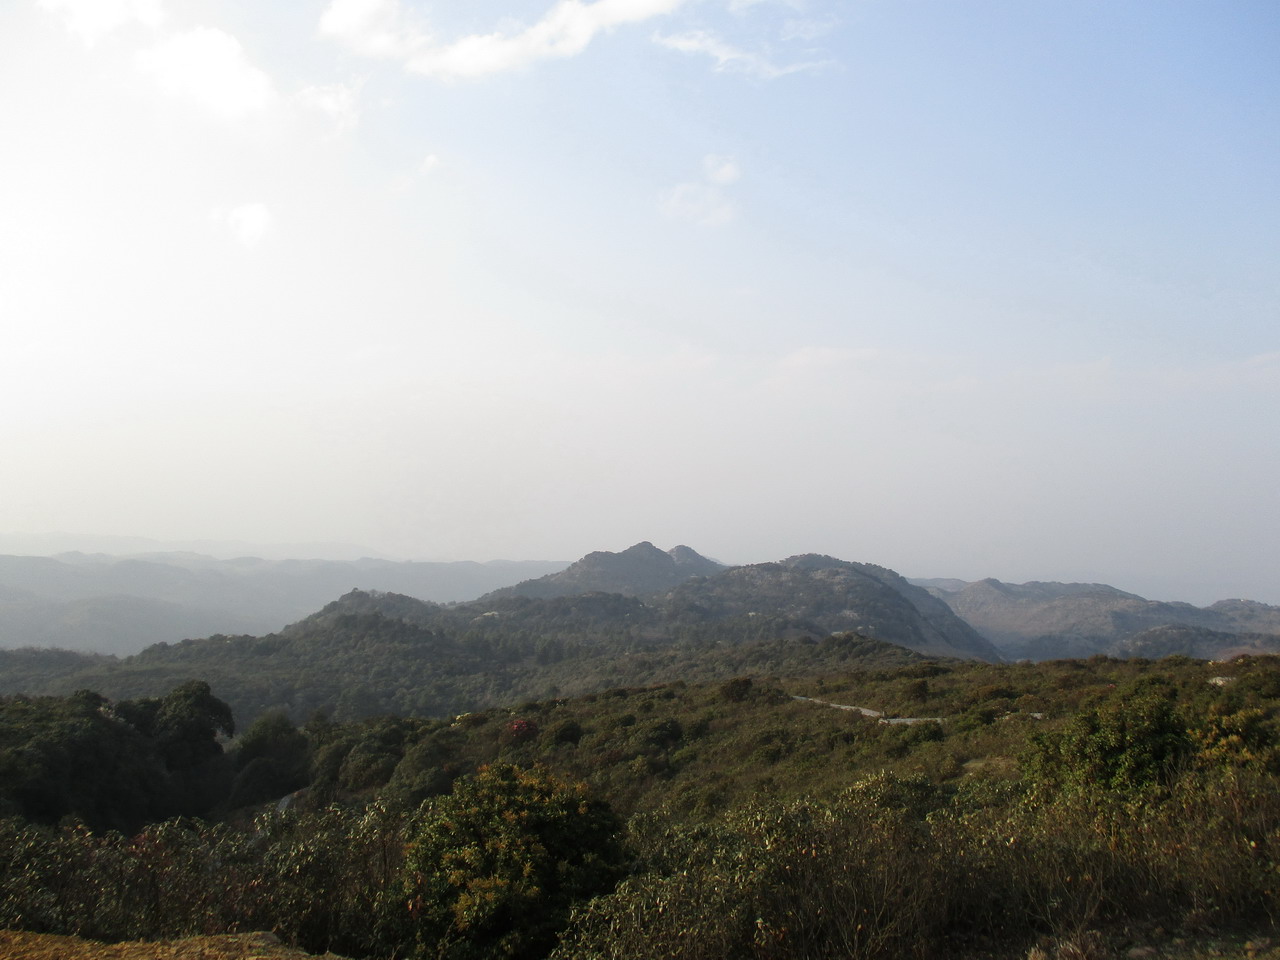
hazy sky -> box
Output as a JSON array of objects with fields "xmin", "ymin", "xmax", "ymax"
[{"xmin": 1, "ymin": 0, "xmax": 1277, "ymax": 604}]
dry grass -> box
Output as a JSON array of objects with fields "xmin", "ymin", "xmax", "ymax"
[{"xmin": 0, "ymin": 930, "xmax": 352, "ymax": 960}]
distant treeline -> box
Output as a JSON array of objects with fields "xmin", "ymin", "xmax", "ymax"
[{"xmin": 0, "ymin": 588, "xmax": 933, "ymax": 727}]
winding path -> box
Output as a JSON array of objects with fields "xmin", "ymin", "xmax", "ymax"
[{"xmin": 791, "ymin": 695, "xmax": 943, "ymax": 725}]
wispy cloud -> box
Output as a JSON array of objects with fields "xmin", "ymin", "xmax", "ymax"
[
  {"xmin": 726, "ymin": 0, "xmax": 798, "ymax": 12},
  {"xmin": 781, "ymin": 18, "xmax": 836, "ymax": 42},
  {"xmin": 320, "ymin": 0, "xmax": 690, "ymax": 80},
  {"xmin": 662, "ymin": 153, "xmax": 742, "ymax": 225},
  {"xmin": 295, "ymin": 81, "xmax": 362, "ymax": 135},
  {"xmin": 661, "ymin": 183, "xmax": 736, "ymax": 225},
  {"xmin": 703, "ymin": 154, "xmax": 741, "ymax": 185},
  {"xmin": 136, "ymin": 27, "xmax": 275, "ymax": 119},
  {"xmin": 655, "ymin": 29, "xmax": 830, "ymax": 78},
  {"xmin": 318, "ymin": 0, "xmax": 429, "ymax": 60},
  {"xmin": 211, "ymin": 203, "xmax": 274, "ymax": 249},
  {"xmin": 38, "ymin": 0, "xmax": 164, "ymax": 45},
  {"xmin": 389, "ymin": 152, "xmax": 444, "ymax": 194}
]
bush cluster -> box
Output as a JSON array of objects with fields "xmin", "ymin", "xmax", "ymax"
[
  {"xmin": 0, "ymin": 765, "xmax": 622, "ymax": 960},
  {"xmin": 8, "ymin": 654, "xmax": 1280, "ymax": 958}
]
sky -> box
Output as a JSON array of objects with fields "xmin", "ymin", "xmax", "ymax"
[{"xmin": 0, "ymin": 0, "xmax": 1277, "ymax": 604}]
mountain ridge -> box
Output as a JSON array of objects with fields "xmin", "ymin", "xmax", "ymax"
[
  {"xmin": 482, "ymin": 541, "xmax": 724, "ymax": 600},
  {"xmin": 0, "ymin": 544, "xmax": 993, "ymax": 723},
  {"xmin": 0, "ymin": 553, "xmax": 571, "ymax": 654},
  {"xmin": 918, "ymin": 577, "xmax": 1280, "ymax": 660}
]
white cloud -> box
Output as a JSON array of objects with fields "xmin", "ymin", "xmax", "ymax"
[
  {"xmin": 320, "ymin": 0, "xmax": 689, "ymax": 80},
  {"xmin": 703, "ymin": 154, "xmax": 740, "ymax": 185},
  {"xmin": 135, "ymin": 27, "xmax": 276, "ymax": 119},
  {"xmin": 781, "ymin": 18, "xmax": 836, "ymax": 42},
  {"xmin": 661, "ymin": 182, "xmax": 735, "ymax": 226},
  {"xmin": 212, "ymin": 203, "xmax": 274, "ymax": 248},
  {"xmin": 39, "ymin": 0, "xmax": 164, "ymax": 45},
  {"xmin": 318, "ymin": 0, "xmax": 430, "ymax": 60},
  {"xmin": 663, "ymin": 154, "xmax": 742, "ymax": 224},
  {"xmin": 389, "ymin": 154, "xmax": 443, "ymax": 194},
  {"xmin": 655, "ymin": 29, "xmax": 829, "ymax": 78},
  {"xmin": 295, "ymin": 82, "xmax": 362, "ymax": 135},
  {"xmin": 727, "ymin": 0, "xmax": 799, "ymax": 12}
]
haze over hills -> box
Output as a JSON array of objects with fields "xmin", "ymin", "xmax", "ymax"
[
  {"xmin": 919, "ymin": 577, "xmax": 1280, "ymax": 660},
  {"xmin": 0, "ymin": 533, "xmax": 393, "ymax": 561},
  {"xmin": 0, "ymin": 544, "xmax": 994, "ymax": 723},
  {"xmin": 2, "ymin": 537, "xmax": 1276, "ymax": 666},
  {"xmin": 0, "ymin": 552, "xmax": 569, "ymax": 654}
]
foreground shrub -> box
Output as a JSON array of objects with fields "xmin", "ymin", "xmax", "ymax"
[
  {"xmin": 1024, "ymin": 685, "xmax": 1191, "ymax": 799},
  {"xmin": 554, "ymin": 777, "xmax": 949, "ymax": 960},
  {"xmin": 403, "ymin": 764, "xmax": 625, "ymax": 960},
  {"xmin": 554, "ymin": 766, "xmax": 1280, "ymax": 960}
]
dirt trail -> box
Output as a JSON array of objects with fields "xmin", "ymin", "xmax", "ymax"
[
  {"xmin": 0, "ymin": 930, "xmax": 351, "ymax": 960},
  {"xmin": 791, "ymin": 695, "xmax": 943, "ymax": 725}
]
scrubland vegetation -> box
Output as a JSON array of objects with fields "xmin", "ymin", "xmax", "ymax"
[{"xmin": 4, "ymin": 652, "xmax": 1280, "ymax": 959}]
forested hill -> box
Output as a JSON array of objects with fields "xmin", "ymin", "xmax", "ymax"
[
  {"xmin": 659, "ymin": 554, "xmax": 1000, "ymax": 661},
  {"xmin": 0, "ymin": 604, "xmax": 924, "ymax": 727},
  {"xmin": 482, "ymin": 541, "xmax": 724, "ymax": 600},
  {"xmin": 0, "ymin": 551, "xmax": 997, "ymax": 727},
  {"xmin": 0, "ymin": 550, "xmax": 1004, "ymax": 727}
]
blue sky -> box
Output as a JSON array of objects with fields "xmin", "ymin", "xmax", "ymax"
[{"xmin": 1, "ymin": 0, "xmax": 1277, "ymax": 603}]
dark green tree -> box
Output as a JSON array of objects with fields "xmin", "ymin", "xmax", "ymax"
[
  {"xmin": 402, "ymin": 764, "xmax": 625, "ymax": 960},
  {"xmin": 228, "ymin": 709, "xmax": 311, "ymax": 808},
  {"xmin": 1026, "ymin": 684, "xmax": 1191, "ymax": 797}
]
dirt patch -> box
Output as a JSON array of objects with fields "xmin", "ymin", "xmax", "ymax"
[{"xmin": 0, "ymin": 930, "xmax": 352, "ymax": 960}]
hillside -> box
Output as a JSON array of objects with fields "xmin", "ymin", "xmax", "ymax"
[
  {"xmin": 0, "ymin": 548, "xmax": 993, "ymax": 726},
  {"xmin": 0, "ymin": 553, "xmax": 569, "ymax": 654},
  {"xmin": 0, "ymin": 599, "xmax": 927, "ymax": 728},
  {"xmin": 661, "ymin": 554, "xmax": 1000, "ymax": 660},
  {"xmin": 483, "ymin": 541, "xmax": 723, "ymax": 600},
  {"xmin": 8, "ymin": 654, "xmax": 1280, "ymax": 960},
  {"xmin": 928, "ymin": 578, "xmax": 1280, "ymax": 660},
  {"xmin": 1118, "ymin": 624, "xmax": 1280, "ymax": 660}
]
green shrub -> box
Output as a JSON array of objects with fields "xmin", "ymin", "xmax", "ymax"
[
  {"xmin": 402, "ymin": 764, "xmax": 625, "ymax": 960},
  {"xmin": 1025, "ymin": 686, "xmax": 1191, "ymax": 798},
  {"xmin": 554, "ymin": 781, "xmax": 948, "ymax": 960}
]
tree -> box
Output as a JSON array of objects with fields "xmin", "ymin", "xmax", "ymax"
[
  {"xmin": 402, "ymin": 764, "xmax": 625, "ymax": 960},
  {"xmin": 1026, "ymin": 684, "xmax": 1191, "ymax": 798},
  {"xmin": 228, "ymin": 710, "xmax": 311, "ymax": 808},
  {"xmin": 119, "ymin": 681, "xmax": 236, "ymax": 816}
]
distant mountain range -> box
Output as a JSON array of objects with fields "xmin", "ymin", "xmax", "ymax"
[
  {"xmin": 0, "ymin": 544, "xmax": 996, "ymax": 723},
  {"xmin": 0, "ymin": 541, "xmax": 1275, "ymax": 667},
  {"xmin": 480, "ymin": 544, "xmax": 994, "ymax": 660},
  {"xmin": 0, "ymin": 553, "xmax": 569, "ymax": 654},
  {"xmin": 916, "ymin": 578, "xmax": 1280, "ymax": 660}
]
